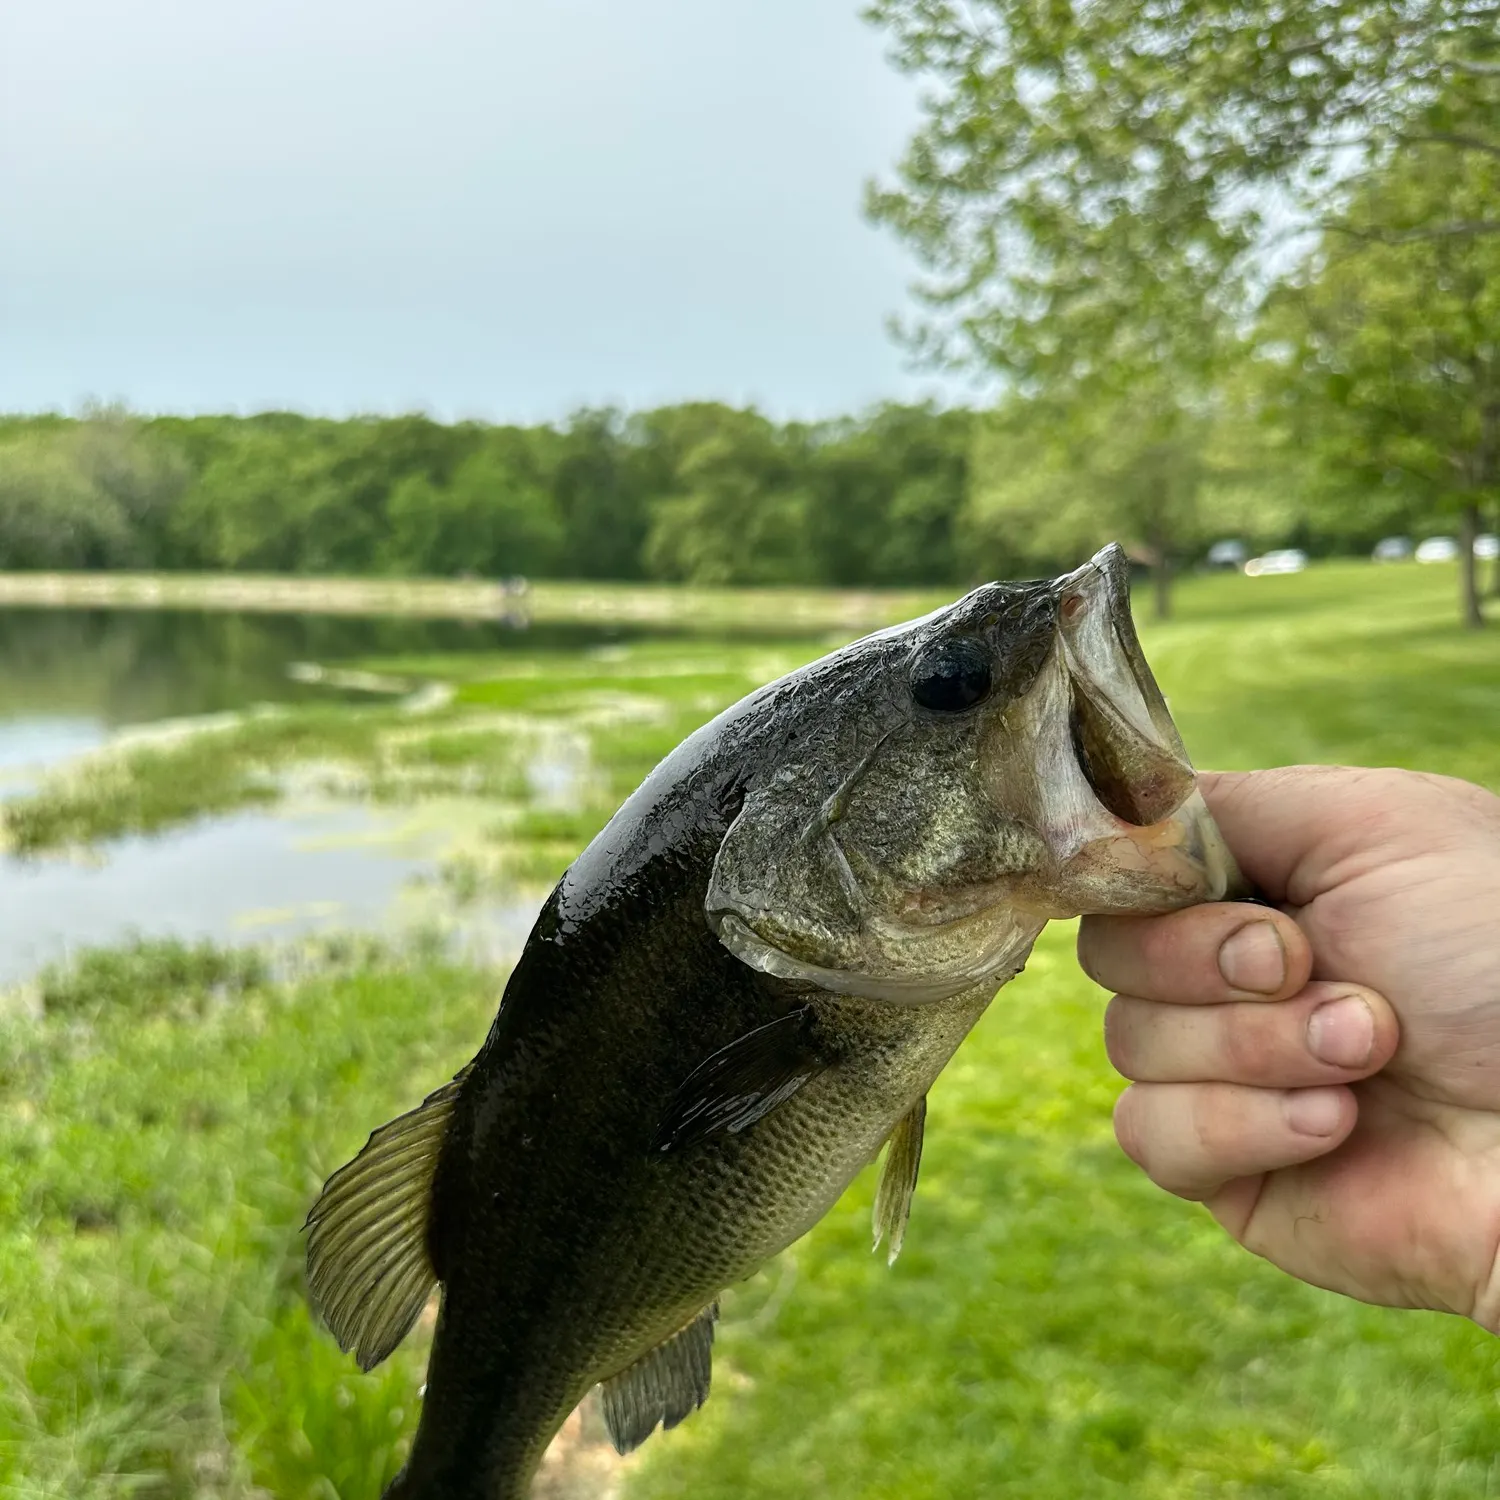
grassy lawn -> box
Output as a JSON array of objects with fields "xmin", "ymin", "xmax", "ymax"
[{"xmin": 1, "ymin": 560, "xmax": 1498, "ymax": 1498}]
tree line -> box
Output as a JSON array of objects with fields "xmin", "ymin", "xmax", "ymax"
[
  {"xmin": 0, "ymin": 388, "xmax": 1468, "ymax": 607},
  {"xmin": 0, "ymin": 403, "xmax": 979, "ymax": 589}
]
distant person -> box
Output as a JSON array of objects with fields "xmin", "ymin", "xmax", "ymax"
[{"xmin": 1078, "ymin": 766, "xmax": 1500, "ymax": 1333}]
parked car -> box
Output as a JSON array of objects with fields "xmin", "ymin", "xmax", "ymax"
[
  {"xmin": 1371, "ymin": 536, "xmax": 1414, "ymax": 562},
  {"xmin": 1243, "ymin": 548, "xmax": 1308, "ymax": 577},
  {"xmin": 1415, "ymin": 536, "xmax": 1460, "ymax": 563},
  {"xmin": 1205, "ymin": 539, "xmax": 1248, "ymax": 569},
  {"xmin": 1477, "ymin": 534, "xmax": 1499, "ymax": 561}
]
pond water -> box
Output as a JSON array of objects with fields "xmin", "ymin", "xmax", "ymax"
[
  {"xmin": 0, "ymin": 607, "xmax": 641, "ymax": 986},
  {"xmin": 0, "ymin": 607, "xmax": 630, "ymax": 775}
]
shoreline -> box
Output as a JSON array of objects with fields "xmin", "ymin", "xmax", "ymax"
[{"xmin": 0, "ymin": 571, "xmax": 935, "ymax": 631}]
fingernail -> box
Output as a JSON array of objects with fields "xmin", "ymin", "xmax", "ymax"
[
  {"xmin": 1307, "ymin": 995, "xmax": 1375, "ymax": 1069},
  {"xmin": 1218, "ymin": 921, "xmax": 1287, "ymax": 995},
  {"xmin": 1284, "ymin": 1088, "xmax": 1345, "ymax": 1137}
]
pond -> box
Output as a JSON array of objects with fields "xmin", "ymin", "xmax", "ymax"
[
  {"xmin": 0, "ymin": 607, "xmax": 656, "ymax": 987},
  {"xmin": 0, "ymin": 606, "xmax": 635, "ymax": 776}
]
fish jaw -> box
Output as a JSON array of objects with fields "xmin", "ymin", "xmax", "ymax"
[
  {"xmin": 714, "ymin": 904, "xmax": 1046, "ymax": 1005},
  {"xmin": 1013, "ymin": 784, "xmax": 1247, "ymax": 920},
  {"xmin": 1000, "ymin": 543, "xmax": 1248, "ymax": 917}
]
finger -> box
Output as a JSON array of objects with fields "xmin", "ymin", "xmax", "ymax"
[
  {"xmin": 1113, "ymin": 1081, "xmax": 1357, "ymax": 1200},
  {"xmin": 1078, "ymin": 903, "xmax": 1311, "ymax": 1004},
  {"xmin": 1105, "ymin": 981, "xmax": 1398, "ymax": 1086}
]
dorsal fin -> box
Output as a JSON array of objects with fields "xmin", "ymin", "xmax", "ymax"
[
  {"xmin": 599, "ymin": 1302, "xmax": 719, "ymax": 1455},
  {"xmin": 304, "ymin": 1068, "xmax": 469, "ymax": 1371},
  {"xmin": 872, "ymin": 1094, "xmax": 926, "ymax": 1265}
]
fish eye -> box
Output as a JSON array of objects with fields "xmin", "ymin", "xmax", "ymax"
[{"xmin": 910, "ymin": 636, "xmax": 993, "ymax": 713}]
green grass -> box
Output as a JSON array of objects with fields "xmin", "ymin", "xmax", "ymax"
[
  {"xmin": 0, "ymin": 940, "xmax": 488, "ymax": 1498},
  {"xmin": 33, "ymin": 937, "xmax": 271, "ymax": 1023},
  {"xmin": 1153, "ymin": 564, "xmax": 1500, "ymax": 787},
  {"xmin": 2, "ymin": 560, "xmax": 1498, "ymax": 1498}
]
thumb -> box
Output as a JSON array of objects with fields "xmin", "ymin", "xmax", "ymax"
[{"xmin": 1199, "ymin": 766, "xmax": 1424, "ymax": 908}]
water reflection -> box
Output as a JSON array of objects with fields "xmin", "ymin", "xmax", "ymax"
[
  {"xmin": 0, "ymin": 718, "xmax": 109, "ymax": 790},
  {"xmin": 0, "ymin": 606, "xmax": 630, "ymax": 734},
  {"xmin": 0, "ymin": 607, "xmax": 624, "ymax": 983},
  {"xmin": 0, "ymin": 798, "xmax": 544, "ymax": 989}
]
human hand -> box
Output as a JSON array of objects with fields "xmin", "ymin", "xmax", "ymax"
[{"xmin": 1078, "ymin": 766, "xmax": 1500, "ymax": 1330}]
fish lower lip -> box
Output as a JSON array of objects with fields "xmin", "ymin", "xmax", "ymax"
[{"xmin": 1051, "ymin": 790, "xmax": 1250, "ymax": 913}]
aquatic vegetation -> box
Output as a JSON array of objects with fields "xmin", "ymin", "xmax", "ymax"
[{"xmin": 0, "ymin": 636, "xmax": 818, "ymax": 858}]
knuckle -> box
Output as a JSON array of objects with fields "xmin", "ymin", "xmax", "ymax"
[
  {"xmin": 1112, "ymin": 1087, "xmax": 1147, "ymax": 1168},
  {"xmin": 1220, "ymin": 1008, "xmax": 1282, "ymax": 1085},
  {"xmin": 1075, "ymin": 915, "xmax": 1119, "ymax": 986},
  {"xmin": 1115, "ymin": 1086, "xmax": 1211, "ymax": 1200},
  {"xmin": 1102, "ymin": 997, "xmax": 1136, "ymax": 1076}
]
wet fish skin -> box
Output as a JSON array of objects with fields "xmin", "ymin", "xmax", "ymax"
[
  {"xmin": 305, "ymin": 544, "xmax": 1242, "ymax": 1500},
  {"xmin": 398, "ymin": 925, "xmax": 996, "ymax": 1497}
]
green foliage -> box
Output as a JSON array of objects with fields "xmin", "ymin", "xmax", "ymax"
[
  {"xmin": 384, "ymin": 431, "xmax": 565, "ymax": 578},
  {"xmin": 864, "ymin": 0, "xmax": 1499, "ymax": 381},
  {"xmin": 0, "ymin": 402, "xmax": 986, "ymax": 590},
  {"xmin": 36, "ymin": 937, "xmax": 270, "ymax": 1022},
  {"xmin": 808, "ymin": 403, "xmax": 973, "ymax": 585},
  {"xmin": 864, "ymin": 0, "xmax": 1500, "ymax": 623},
  {"xmin": 0, "ymin": 407, "xmax": 187, "ymax": 569},
  {"xmin": 0, "ymin": 433, "xmax": 130, "ymax": 567},
  {"xmin": 1262, "ymin": 142, "xmax": 1500, "ymax": 622},
  {"xmin": 0, "ymin": 944, "xmax": 492, "ymax": 1498},
  {"xmin": 0, "ymin": 708, "xmax": 389, "ymax": 854},
  {"xmin": 550, "ymin": 408, "xmax": 652, "ymax": 580},
  {"xmin": 643, "ymin": 406, "xmax": 818, "ymax": 585},
  {"xmin": 967, "ymin": 382, "xmax": 1218, "ymax": 617}
]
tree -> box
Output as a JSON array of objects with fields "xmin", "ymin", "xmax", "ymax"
[
  {"xmin": 384, "ymin": 430, "xmax": 564, "ymax": 579},
  {"xmin": 866, "ymin": 0, "xmax": 1498, "ymax": 372},
  {"xmin": 0, "ymin": 433, "xmax": 132, "ymax": 568},
  {"xmin": 966, "ymin": 380, "xmax": 1221, "ymax": 618},
  {"xmin": 865, "ymin": 0, "xmax": 1499, "ymax": 618},
  {"xmin": 1266, "ymin": 142, "xmax": 1500, "ymax": 625},
  {"xmin": 164, "ymin": 426, "xmax": 351, "ymax": 572},
  {"xmin": 639, "ymin": 406, "xmax": 817, "ymax": 586},
  {"xmin": 324, "ymin": 415, "xmax": 483, "ymax": 573},
  {"xmin": 64, "ymin": 406, "xmax": 190, "ymax": 564},
  {"xmin": 805, "ymin": 404, "xmax": 972, "ymax": 585},
  {"xmin": 548, "ymin": 410, "xmax": 651, "ymax": 580}
]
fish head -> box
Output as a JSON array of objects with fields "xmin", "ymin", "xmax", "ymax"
[{"xmin": 706, "ymin": 543, "xmax": 1246, "ymax": 1003}]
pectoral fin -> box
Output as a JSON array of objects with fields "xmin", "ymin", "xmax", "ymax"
[
  {"xmin": 599, "ymin": 1303, "xmax": 719, "ymax": 1454},
  {"xmin": 304, "ymin": 1068, "xmax": 469, "ymax": 1371},
  {"xmin": 652, "ymin": 1006, "xmax": 824, "ymax": 1153},
  {"xmin": 872, "ymin": 1094, "xmax": 926, "ymax": 1265}
]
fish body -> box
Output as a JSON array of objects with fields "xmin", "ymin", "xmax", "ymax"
[{"xmin": 306, "ymin": 545, "xmax": 1243, "ymax": 1499}]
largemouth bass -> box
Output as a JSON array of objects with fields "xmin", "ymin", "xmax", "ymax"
[{"xmin": 305, "ymin": 544, "xmax": 1244, "ymax": 1499}]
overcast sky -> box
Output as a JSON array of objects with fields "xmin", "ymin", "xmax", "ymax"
[{"xmin": 0, "ymin": 0, "xmax": 977, "ymax": 422}]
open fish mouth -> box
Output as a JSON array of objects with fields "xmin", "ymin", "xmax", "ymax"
[{"xmin": 1017, "ymin": 544, "xmax": 1247, "ymax": 917}]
